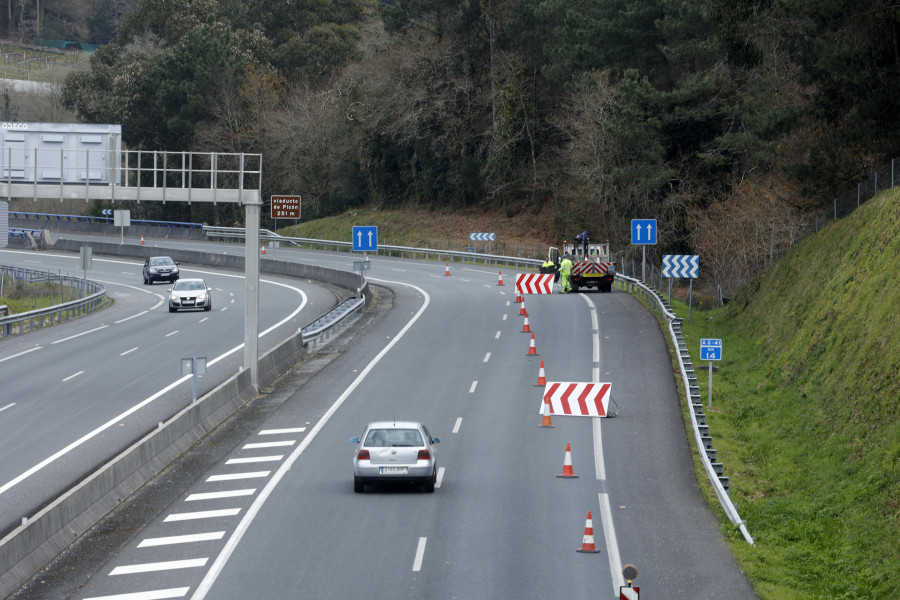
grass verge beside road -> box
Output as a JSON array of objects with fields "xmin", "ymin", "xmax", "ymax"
[{"xmin": 671, "ymin": 190, "xmax": 899, "ymax": 599}]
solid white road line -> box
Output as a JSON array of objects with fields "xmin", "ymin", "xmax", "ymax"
[
  {"xmin": 593, "ymin": 418, "xmax": 606, "ymax": 481},
  {"xmin": 185, "ymin": 489, "xmax": 256, "ymax": 502},
  {"xmin": 225, "ymin": 456, "xmax": 283, "ymax": 464},
  {"xmin": 84, "ymin": 587, "xmax": 190, "ymax": 600},
  {"xmin": 258, "ymin": 428, "xmax": 306, "ymax": 435},
  {"xmin": 435, "ymin": 467, "xmax": 445, "ymax": 489},
  {"xmin": 206, "ymin": 471, "xmax": 270, "ymax": 482},
  {"xmin": 138, "ymin": 532, "xmax": 226, "ymax": 548},
  {"xmin": 598, "ymin": 492, "xmax": 626, "ymax": 592},
  {"xmin": 0, "ymin": 403, "xmax": 15, "ymax": 413},
  {"xmin": 110, "ymin": 558, "xmax": 208, "ymax": 576},
  {"xmin": 242, "ymin": 441, "xmax": 294, "ymax": 449},
  {"xmin": 412, "ymin": 537, "xmax": 427, "ymax": 572},
  {"xmin": 164, "ymin": 509, "xmax": 241, "ymax": 522}
]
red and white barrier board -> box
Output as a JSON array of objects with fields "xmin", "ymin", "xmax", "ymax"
[
  {"xmin": 516, "ymin": 273, "xmax": 553, "ymax": 294},
  {"xmin": 620, "ymin": 586, "xmax": 639, "ymax": 600},
  {"xmin": 539, "ymin": 382, "xmax": 611, "ymax": 417}
]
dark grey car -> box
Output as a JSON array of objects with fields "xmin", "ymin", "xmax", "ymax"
[{"xmin": 143, "ymin": 256, "xmax": 180, "ymax": 284}]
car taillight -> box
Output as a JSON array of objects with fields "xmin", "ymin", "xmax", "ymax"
[
  {"xmin": 417, "ymin": 449, "xmax": 431, "ymax": 460},
  {"xmin": 357, "ymin": 449, "xmax": 370, "ymax": 460}
]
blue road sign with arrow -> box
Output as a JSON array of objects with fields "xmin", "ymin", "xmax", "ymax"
[
  {"xmin": 352, "ymin": 226, "xmax": 378, "ymax": 252},
  {"xmin": 631, "ymin": 219, "xmax": 657, "ymax": 245}
]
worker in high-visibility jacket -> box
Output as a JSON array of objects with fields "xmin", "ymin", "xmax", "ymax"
[{"xmin": 559, "ymin": 254, "xmax": 573, "ymax": 293}]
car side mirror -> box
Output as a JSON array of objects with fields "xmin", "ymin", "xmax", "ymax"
[
  {"xmin": 349, "ymin": 437, "xmax": 359, "ymax": 444},
  {"xmin": 432, "ymin": 437, "xmax": 440, "ymax": 443}
]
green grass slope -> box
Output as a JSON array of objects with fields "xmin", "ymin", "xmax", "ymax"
[{"xmin": 680, "ymin": 190, "xmax": 899, "ymax": 599}]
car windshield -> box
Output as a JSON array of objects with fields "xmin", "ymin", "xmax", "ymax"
[
  {"xmin": 364, "ymin": 429, "xmax": 423, "ymax": 447},
  {"xmin": 150, "ymin": 257, "xmax": 174, "ymax": 266},
  {"xmin": 174, "ymin": 280, "xmax": 205, "ymax": 291}
]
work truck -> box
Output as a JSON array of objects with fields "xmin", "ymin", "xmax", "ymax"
[{"xmin": 549, "ymin": 231, "xmax": 616, "ymax": 293}]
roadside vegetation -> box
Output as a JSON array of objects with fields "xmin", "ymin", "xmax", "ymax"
[
  {"xmin": 671, "ymin": 190, "xmax": 899, "ymax": 599},
  {"xmin": 0, "ymin": 278, "xmax": 80, "ymax": 314}
]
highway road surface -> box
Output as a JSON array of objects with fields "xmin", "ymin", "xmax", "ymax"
[{"xmin": 3, "ymin": 235, "xmax": 758, "ymax": 599}]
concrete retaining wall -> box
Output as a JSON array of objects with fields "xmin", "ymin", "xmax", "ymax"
[{"xmin": 0, "ymin": 239, "xmax": 369, "ymax": 598}]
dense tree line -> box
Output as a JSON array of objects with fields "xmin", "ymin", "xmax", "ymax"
[
  {"xmin": 57, "ymin": 0, "xmax": 900, "ymax": 293},
  {"xmin": 1, "ymin": 0, "xmax": 132, "ymax": 44}
]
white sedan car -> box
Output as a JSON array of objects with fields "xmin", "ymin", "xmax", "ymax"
[
  {"xmin": 168, "ymin": 278, "xmax": 212, "ymax": 312},
  {"xmin": 350, "ymin": 421, "xmax": 440, "ymax": 493}
]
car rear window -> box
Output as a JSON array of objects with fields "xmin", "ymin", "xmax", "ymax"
[{"xmin": 364, "ymin": 429, "xmax": 423, "ymax": 447}]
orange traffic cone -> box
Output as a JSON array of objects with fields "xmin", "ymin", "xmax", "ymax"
[
  {"xmin": 519, "ymin": 298, "xmax": 527, "ymax": 316},
  {"xmin": 444, "ymin": 262, "xmax": 451, "ymax": 276},
  {"xmin": 558, "ymin": 443, "xmax": 579, "ymax": 478},
  {"xmin": 140, "ymin": 234, "xmax": 144, "ymax": 245},
  {"xmin": 540, "ymin": 399, "xmax": 554, "ymax": 427},
  {"xmin": 515, "ymin": 292, "xmax": 524, "ymax": 303},
  {"xmin": 536, "ymin": 360, "xmax": 546, "ymax": 386},
  {"xmin": 497, "ymin": 270, "xmax": 504, "ymax": 286},
  {"xmin": 261, "ymin": 243, "xmax": 266, "ymax": 255},
  {"xmin": 577, "ymin": 511, "xmax": 601, "ymax": 553},
  {"xmin": 522, "ymin": 316, "xmax": 531, "ymax": 333},
  {"xmin": 365, "ymin": 252, "xmax": 369, "ymax": 262},
  {"xmin": 527, "ymin": 333, "xmax": 538, "ymax": 355}
]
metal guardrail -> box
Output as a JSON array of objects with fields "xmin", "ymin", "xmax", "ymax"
[
  {"xmin": 10, "ymin": 212, "xmax": 202, "ymax": 230},
  {"xmin": 0, "ymin": 265, "xmax": 106, "ymax": 338},
  {"xmin": 301, "ymin": 296, "xmax": 366, "ymax": 346},
  {"xmin": 613, "ymin": 273, "xmax": 754, "ymax": 545},
  {"xmin": 203, "ymin": 226, "xmax": 544, "ymax": 270}
]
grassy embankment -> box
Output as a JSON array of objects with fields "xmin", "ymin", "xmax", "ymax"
[
  {"xmin": 673, "ymin": 190, "xmax": 899, "ymax": 599},
  {"xmin": 278, "ymin": 206, "xmax": 555, "ymax": 260}
]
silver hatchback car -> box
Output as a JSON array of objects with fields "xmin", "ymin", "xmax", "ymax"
[{"xmin": 350, "ymin": 421, "xmax": 440, "ymax": 493}]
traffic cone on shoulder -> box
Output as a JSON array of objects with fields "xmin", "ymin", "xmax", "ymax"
[
  {"xmin": 497, "ymin": 270, "xmax": 504, "ymax": 286},
  {"xmin": 261, "ymin": 243, "xmax": 266, "ymax": 255},
  {"xmin": 365, "ymin": 252, "xmax": 369, "ymax": 262},
  {"xmin": 527, "ymin": 333, "xmax": 538, "ymax": 355},
  {"xmin": 522, "ymin": 316, "xmax": 531, "ymax": 333},
  {"xmin": 444, "ymin": 262, "xmax": 451, "ymax": 276},
  {"xmin": 515, "ymin": 291, "xmax": 524, "ymax": 303},
  {"xmin": 557, "ymin": 443, "xmax": 579, "ymax": 478},
  {"xmin": 140, "ymin": 234, "xmax": 144, "ymax": 245},
  {"xmin": 577, "ymin": 511, "xmax": 601, "ymax": 553},
  {"xmin": 536, "ymin": 360, "xmax": 546, "ymax": 386},
  {"xmin": 519, "ymin": 298, "xmax": 527, "ymax": 316},
  {"xmin": 539, "ymin": 399, "xmax": 554, "ymax": 427}
]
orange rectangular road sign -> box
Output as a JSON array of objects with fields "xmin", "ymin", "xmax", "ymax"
[{"xmin": 271, "ymin": 195, "xmax": 301, "ymax": 219}]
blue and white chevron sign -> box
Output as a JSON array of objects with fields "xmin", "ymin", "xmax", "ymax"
[
  {"xmin": 469, "ymin": 232, "xmax": 496, "ymax": 241},
  {"xmin": 662, "ymin": 255, "xmax": 699, "ymax": 279}
]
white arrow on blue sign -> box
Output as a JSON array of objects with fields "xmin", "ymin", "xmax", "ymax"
[
  {"xmin": 700, "ymin": 338, "xmax": 722, "ymax": 361},
  {"xmin": 662, "ymin": 254, "xmax": 699, "ymax": 279},
  {"xmin": 631, "ymin": 219, "xmax": 657, "ymax": 245},
  {"xmin": 469, "ymin": 232, "xmax": 495, "ymax": 241},
  {"xmin": 352, "ymin": 226, "xmax": 378, "ymax": 252}
]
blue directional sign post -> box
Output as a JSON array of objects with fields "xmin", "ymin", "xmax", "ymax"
[
  {"xmin": 700, "ymin": 339, "xmax": 722, "ymax": 407},
  {"xmin": 352, "ymin": 226, "xmax": 378, "ymax": 253},
  {"xmin": 631, "ymin": 219, "xmax": 657, "ymax": 283},
  {"xmin": 663, "ymin": 254, "xmax": 700, "ymax": 321}
]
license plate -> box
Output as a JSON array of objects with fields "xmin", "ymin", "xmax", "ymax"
[
  {"xmin": 380, "ymin": 466, "xmax": 408, "ymax": 475},
  {"xmin": 183, "ymin": 299, "xmax": 194, "ymax": 305}
]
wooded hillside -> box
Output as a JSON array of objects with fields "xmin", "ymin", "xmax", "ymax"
[{"xmin": 53, "ymin": 0, "xmax": 900, "ymax": 294}]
